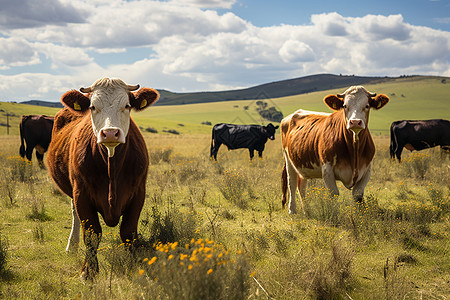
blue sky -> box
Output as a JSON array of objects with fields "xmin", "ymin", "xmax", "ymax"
[
  {"xmin": 230, "ymin": 0, "xmax": 450, "ymax": 30},
  {"xmin": 0, "ymin": 0, "xmax": 449, "ymax": 102}
]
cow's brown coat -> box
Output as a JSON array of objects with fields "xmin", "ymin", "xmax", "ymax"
[
  {"xmin": 281, "ymin": 87, "xmax": 388, "ymax": 214},
  {"xmin": 47, "ymin": 81, "xmax": 159, "ymax": 278}
]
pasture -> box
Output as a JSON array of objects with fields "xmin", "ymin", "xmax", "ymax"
[
  {"xmin": 0, "ymin": 76, "xmax": 449, "ymax": 299},
  {"xmin": 0, "ymin": 132, "xmax": 449, "ymax": 299}
]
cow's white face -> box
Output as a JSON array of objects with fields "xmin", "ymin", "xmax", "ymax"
[
  {"xmin": 89, "ymin": 86, "xmax": 131, "ymax": 157},
  {"xmin": 61, "ymin": 78, "xmax": 160, "ymax": 158},
  {"xmin": 324, "ymin": 86, "xmax": 389, "ymax": 139},
  {"xmin": 341, "ymin": 87, "xmax": 371, "ymax": 134}
]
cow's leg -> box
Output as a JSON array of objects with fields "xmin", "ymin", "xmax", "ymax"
[
  {"xmin": 212, "ymin": 143, "xmax": 221, "ymax": 161},
  {"xmin": 249, "ymin": 149, "xmax": 255, "ymax": 160},
  {"xmin": 120, "ymin": 187, "xmax": 145, "ymax": 250},
  {"xmin": 258, "ymin": 150, "xmax": 263, "ymax": 158},
  {"xmin": 395, "ymin": 145, "xmax": 404, "ymax": 162},
  {"xmin": 281, "ymin": 162, "xmax": 287, "ymax": 208},
  {"xmin": 66, "ymin": 199, "xmax": 80, "ymax": 252},
  {"xmin": 285, "ymin": 157, "xmax": 299, "ymax": 214},
  {"xmin": 321, "ymin": 163, "xmax": 339, "ymax": 197},
  {"xmin": 352, "ymin": 164, "xmax": 372, "ymax": 203},
  {"xmin": 297, "ymin": 176, "xmax": 308, "ymax": 215},
  {"xmin": 76, "ymin": 195, "xmax": 102, "ymax": 280},
  {"xmin": 25, "ymin": 145, "xmax": 34, "ymax": 161},
  {"xmin": 35, "ymin": 152, "xmax": 45, "ymax": 168}
]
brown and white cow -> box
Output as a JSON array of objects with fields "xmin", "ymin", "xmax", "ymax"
[
  {"xmin": 46, "ymin": 78, "xmax": 159, "ymax": 279},
  {"xmin": 281, "ymin": 86, "xmax": 389, "ymax": 214}
]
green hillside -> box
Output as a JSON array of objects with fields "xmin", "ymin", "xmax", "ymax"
[{"xmin": 1, "ymin": 76, "xmax": 449, "ymax": 136}]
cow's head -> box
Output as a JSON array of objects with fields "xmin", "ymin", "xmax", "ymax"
[
  {"xmin": 61, "ymin": 78, "xmax": 159, "ymax": 157},
  {"xmin": 324, "ymin": 86, "xmax": 389, "ymax": 138},
  {"xmin": 264, "ymin": 123, "xmax": 279, "ymax": 140}
]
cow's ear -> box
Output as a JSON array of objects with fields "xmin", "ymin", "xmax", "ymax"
[
  {"xmin": 130, "ymin": 88, "xmax": 160, "ymax": 111},
  {"xmin": 61, "ymin": 90, "xmax": 90, "ymax": 112},
  {"xmin": 370, "ymin": 94, "xmax": 389, "ymax": 110},
  {"xmin": 274, "ymin": 125, "xmax": 279, "ymax": 129},
  {"xmin": 324, "ymin": 95, "xmax": 344, "ymax": 111}
]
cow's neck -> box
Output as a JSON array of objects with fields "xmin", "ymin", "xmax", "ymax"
[
  {"xmin": 341, "ymin": 119, "xmax": 371, "ymax": 189},
  {"xmin": 98, "ymin": 142, "xmax": 128, "ymax": 209}
]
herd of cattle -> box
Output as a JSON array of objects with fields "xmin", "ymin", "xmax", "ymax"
[{"xmin": 17, "ymin": 78, "xmax": 449, "ymax": 278}]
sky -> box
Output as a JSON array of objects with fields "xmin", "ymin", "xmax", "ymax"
[{"xmin": 0, "ymin": 0, "xmax": 449, "ymax": 102}]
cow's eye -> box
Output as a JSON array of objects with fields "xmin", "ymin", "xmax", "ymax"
[
  {"xmin": 343, "ymin": 104, "xmax": 347, "ymax": 109},
  {"xmin": 125, "ymin": 104, "xmax": 131, "ymax": 110},
  {"xmin": 89, "ymin": 106, "xmax": 96, "ymax": 111},
  {"xmin": 365, "ymin": 104, "xmax": 370, "ymax": 109}
]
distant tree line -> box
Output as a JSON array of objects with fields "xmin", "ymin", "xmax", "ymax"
[{"xmin": 255, "ymin": 101, "xmax": 283, "ymax": 122}]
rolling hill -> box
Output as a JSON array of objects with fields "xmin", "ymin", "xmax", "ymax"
[
  {"xmin": 13, "ymin": 73, "xmax": 392, "ymax": 108},
  {"xmin": 1, "ymin": 74, "xmax": 449, "ymax": 136},
  {"xmin": 156, "ymin": 73, "xmax": 391, "ymax": 105}
]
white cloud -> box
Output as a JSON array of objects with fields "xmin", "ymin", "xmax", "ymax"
[
  {"xmin": 0, "ymin": 37, "xmax": 41, "ymax": 68},
  {"xmin": 354, "ymin": 14, "xmax": 412, "ymax": 41},
  {"xmin": 0, "ymin": 2, "xmax": 449, "ymax": 101},
  {"xmin": 0, "ymin": 0, "xmax": 86, "ymax": 30},
  {"xmin": 168, "ymin": 0, "xmax": 237, "ymax": 9},
  {"xmin": 279, "ymin": 40, "xmax": 315, "ymax": 63},
  {"xmin": 311, "ymin": 12, "xmax": 349, "ymax": 36}
]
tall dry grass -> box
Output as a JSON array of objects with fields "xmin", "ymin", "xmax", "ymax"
[{"xmin": 0, "ymin": 134, "xmax": 448, "ymax": 299}]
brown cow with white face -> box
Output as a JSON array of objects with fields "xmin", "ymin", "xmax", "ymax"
[
  {"xmin": 281, "ymin": 86, "xmax": 389, "ymax": 214},
  {"xmin": 46, "ymin": 78, "xmax": 159, "ymax": 279}
]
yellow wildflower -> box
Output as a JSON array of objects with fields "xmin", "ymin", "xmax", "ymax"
[{"xmin": 148, "ymin": 256, "xmax": 157, "ymax": 265}]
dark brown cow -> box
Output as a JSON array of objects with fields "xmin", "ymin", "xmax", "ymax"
[
  {"xmin": 281, "ymin": 86, "xmax": 389, "ymax": 214},
  {"xmin": 19, "ymin": 115, "xmax": 54, "ymax": 167},
  {"xmin": 46, "ymin": 78, "xmax": 159, "ymax": 279}
]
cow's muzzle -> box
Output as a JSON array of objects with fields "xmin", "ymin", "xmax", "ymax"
[
  {"xmin": 98, "ymin": 128, "xmax": 125, "ymax": 157},
  {"xmin": 348, "ymin": 119, "xmax": 365, "ymax": 132}
]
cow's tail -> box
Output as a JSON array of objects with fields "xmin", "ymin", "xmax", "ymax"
[
  {"xmin": 19, "ymin": 118, "xmax": 26, "ymax": 158},
  {"xmin": 281, "ymin": 160, "xmax": 287, "ymax": 208},
  {"xmin": 210, "ymin": 128, "xmax": 215, "ymax": 158},
  {"xmin": 389, "ymin": 123, "xmax": 395, "ymax": 160}
]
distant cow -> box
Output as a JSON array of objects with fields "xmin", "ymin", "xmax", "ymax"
[
  {"xmin": 390, "ymin": 119, "xmax": 450, "ymax": 162},
  {"xmin": 19, "ymin": 115, "xmax": 54, "ymax": 167},
  {"xmin": 210, "ymin": 123, "xmax": 279, "ymax": 160},
  {"xmin": 46, "ymin": 78, "xmax": 159, "ymax": 279},
  {"xmin": 281, "ymin": 86, "xmax": 389, "ymax": 214}
]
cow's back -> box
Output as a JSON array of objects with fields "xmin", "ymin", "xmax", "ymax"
[{"xmin": 282, "ymin": 110, "xmax": 339, "ymax": 168}]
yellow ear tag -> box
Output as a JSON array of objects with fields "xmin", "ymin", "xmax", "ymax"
[
  {"xmin": 377, "ymin": 101, "xmax": 382, "ymax": 109},
  {"xmin": 73, "ymin": 101, "xmax": 81, "ymax": 111},
  {"xmin": 140, "ymin": 99, "xmax": 147, "ymax": 109}
]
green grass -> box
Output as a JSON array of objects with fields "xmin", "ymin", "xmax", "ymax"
[{"xmin": 0, "ymin": 131, "xmax": 449, "ymax": 299}]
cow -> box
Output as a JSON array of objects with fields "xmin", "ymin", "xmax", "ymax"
[
  {"xmin": 19, "ymin": 115, "xmax": 54, "ymax": 168},
  {"xmin": 210, "ymin": 123, "xmax": 279, "ymax": 160},
  {"xmin": 46, "ymin": 78, "xmax": 159, "ymax": 279},
  {"xmin": 390, "ymin": 119, "xmax": 450, "ymax": 162},
  {"xmin": 281, "ymin": 86, "xmax": 389, "ymax": 214}
]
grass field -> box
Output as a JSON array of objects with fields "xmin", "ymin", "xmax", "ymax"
[
  {"xmin": 0, "ymin": 130, "xmax": 449, "ymax": 299},
  {"xmin": 0, "ymin": 76, "xmax": 449, "ymax": 299}
]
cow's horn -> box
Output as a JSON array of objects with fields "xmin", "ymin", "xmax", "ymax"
[
  {"xmin": 337, "ymin": 93, "xmax": 345, "ymax": 98},
  {"xmin": 127, "ymin": 84, "xmax": 140, "ymax": 91},
  {"xmin": 368, "ymin": 92, "xmax": 377, "ymax": 97},
  {"xmin": 80, "ymin": 87, "xmax": 92, "ymax": 93}
]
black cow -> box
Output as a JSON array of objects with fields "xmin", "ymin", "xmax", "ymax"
[
  {"xmin": 19, "ymin": 115, "xmax": 54, "ymax": 167},
  {"xmin": 210, "ymin": 123, "xmax": 279, "ymax": 160},
  {"xmin": 390, "ymin": 119, "xmax": 450, "ymax": 162}
]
